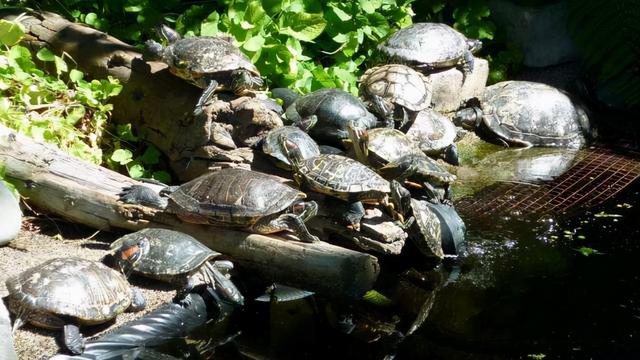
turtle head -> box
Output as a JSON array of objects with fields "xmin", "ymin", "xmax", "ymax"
[
  {"xmin": 231, "ymin": 69, "xmax": 264, "ymax": 94},
  {"xmin": 144, "ymin": 40, "xmax": 166, "ymax": 61},
  {"xmin": 453, "ymin": 106, "xmax": 483, "ymax": 130},
  {"xmin": 114, "ymin": 236, "xmax": 149, "ymax": 277},
  {"xmin": 467, "ymin": 39, "xmax": 483, "ymax": 53},
  {"xmin": 279, "ymin": 136, "xmax": 303, "ymax": 169},
  {"xmin": 346, "ymin": 124, "xmax": 370, "ymax": 164}
]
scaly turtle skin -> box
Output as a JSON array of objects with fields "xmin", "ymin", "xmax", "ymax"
[
  {"xmin": 5, "ymin": 257, "xmax": 145, "ymax": 354},
  {"xmin": 359, "ymin": 64, "xmax": 432, "ymax": 129},
  {"xmin": 405, "ymin": 109, "xmax": 460, "ymax": 165},
  {"xmin": 119, "ymin": 168, "xmax": 319, "ymax": 243},
  {"xmin": 453, "ymin": 81, "xmax": 592, "ymax": 149},
  {"xmin": 110, "ymin": 228, "xmax": 244, "ymax": 306},
  {"xmin": 146, "ymin": 25, "xmax": 263, "ymax": 114},
  {"xmin": 284, "ymin": 88, "xmax": 379, "ymax": 147},
  {"xmin": 377, "ymin": 22, "xmax": 482, "ymax": 76},
  {"xmin": 346, "ymin": 125, "xmax": 456, "ymax": 202},
  {"xmin": 260, "ymin": 125, "xmax": 320, "ymax": 169}
]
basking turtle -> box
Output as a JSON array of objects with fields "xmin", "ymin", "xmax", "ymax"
[
  {"xmin": 453, "ymin": 81, "xmax": 592, "ymax": 149},
  {"xmin": 377, "ymin": 22, "xmax": 482, "ymax": 76},
  {"xmin": 359, "ymin": 64, "xmax": 432, "ymax": 128},
  {"xmin": 5, "ymin": 257, "xmax": 145, "ymax": 354},
  {"xmin": 146, "ymin": 25, "xmax": 263, "ymax": 114},
  {"xmin": 346, "ymin": 125, "xmax": 456, "ymax": 202},
  {"xmin": 260, "ymin": 125, "xmax": 320, "ymax": 169},
  {"xmin": 119, "ymin": 168, "xmax": 319, "ymax": 243},
  {"xmin": 110, "ymin": 228, "xmax": 244, "ymax": 306},
  {"xmin": 405, "ymin": 109, "xmax": 460, "ymax": 165},
  {"xmin": 283, "ymin": 88, "xmax": 380, "ymax": 147},
  {"xmin": 280, "ymin": 138, "xmax": 410, "ymax": 227}
]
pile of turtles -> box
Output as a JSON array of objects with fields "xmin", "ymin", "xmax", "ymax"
[{"xmin": 2, "ymin": 21, "xmax": 594, "ymax": 356}]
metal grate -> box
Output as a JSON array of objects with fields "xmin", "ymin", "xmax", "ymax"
[{"xmin": 455, "ymin": 145, "xmax": 640, "ymax": 218}]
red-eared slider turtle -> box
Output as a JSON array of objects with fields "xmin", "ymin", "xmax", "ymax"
[
  {"xmin": 453, "ymin": 81, "xmax": 592, "ymax": 149},
  {"xmin": 280, "ymin": 138, "xmax": 410, "ymax": 228},
  {"xmin": 260, "ymin": 125, "xmax": 320, "ymax": 169},
  {"xmin": 110, "ymin": 228, "xmax": 244, "ymax": 306},
  {"xmin": 283, "ymin": 88, "xmax": 380, "ymax": 147},
  {"xmin": 359, "ymin": 64, "xmax": 432, "ymax": 129},
  {"xmin": 378, "ymin": 22, "xmax": 482, "ymax": 76},
  {"xmin": 146, "ymin": 25, "xmax": 263, "ymax": 114},
  {"xmin": 346, "ymin": 126, "xmax": 456, "ymax": 203},
  {"xmin": 405, "ymin": 109, "xmax": 460, "ymax": 165},
  {"xmin": 119, "ymin": 168, "xmax": 319, "ymax": 243},
  {"xmin": 5, "ymin": 257, "xmax": 145, "ymax": 354}
]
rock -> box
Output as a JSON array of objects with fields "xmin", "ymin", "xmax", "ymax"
[
  {"xmin": 0, "ymin": 298, "xmax": 18, "ymax": 360},
  {"xmin": 488, "ymin": 0, "xmax": 578, "ymax": 67},
  {"xmin": 0, "ymin": 181, "xmax": 21, "ymax": 245},
  {"xmin": 429, "ymin": 57, "xmax": 489, "ymax": 113}
]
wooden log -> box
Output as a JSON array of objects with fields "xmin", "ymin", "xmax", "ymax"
[{"xmin": 0, "ymin": 124, "xmax": 379, "ymax": 300}]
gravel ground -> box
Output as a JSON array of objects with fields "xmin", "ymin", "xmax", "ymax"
[{"xmin": 0, "ymin": 222, "xmax": 175, "ymax": 360}]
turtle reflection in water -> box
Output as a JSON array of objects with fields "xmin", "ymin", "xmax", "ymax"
[
  {"xmin": 110, "ymin": 228, "xmax": 244, "ymax": 306},
  {"xmin": 5, "ymin": 257, "xmax": 145, "ymax": 354},
  {"xmin": 119, "ymin": 168, "xmax": 319, "ymax": 243}
]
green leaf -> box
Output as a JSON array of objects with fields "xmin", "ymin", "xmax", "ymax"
[
  {"xmin": 84, "ymin": 13, "xmax": 98, "ymax": 27},
  {"xmin": 362, "ymin": 290, "xmax": 393, "ymax": 306},
  {"xmin": 36, "ymin": 48, "xmax": 56, "ymax": 62},
  {"xmin": 575, "ymin": 247, "xmax": 604, "ymax": 257},
  {"xmin": 0, "ymin": 19, "xmax": 25, "ymax": 46},
  {"xmin": 124, "ymin": 5, "xmax": 143, "ymax": 12},
  {"xmin": 111, "ymin": 149, "xmax": 133, "ymax": 165},
  {"xmin": 152, "ymin": 170, "xmax": 171, "ymax": 184},
  {"xmin": 279, "ymin": 13, "xmax": 327, "ymax": 42},
  {"xmin": 328, "ymin": 5, "xmax": 352, "ymax": 21},
  {"xmin": 140, "ymin": 145, "xmax": 161, "ymax": 165},
  {"xmin": 116, "ymin": 124, "xmax": 138, "ymax": 141},
  {"xmin": 360, "ymin": 0, "xmax": 382, "ymax": 14},
  {"xmin": 243, "ymin": 35, "xmax": 265, "ymax": 52},
  {"xmin": 54, "ymin": 55, "xmax": 68, "ymax": 75},
  {"xmin": 201, "ymin": 12, "xmax": 220, "ymax": 36},
  {"xmin": 69, "ymin": 69, "xmax": 84, "ymax": 83},
  {"xmin": 128, "ymin": 163, "xmax": 146, "ymax": 178}
]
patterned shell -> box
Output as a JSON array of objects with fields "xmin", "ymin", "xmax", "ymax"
[
  {"xmin": 262, "ymin": 126, "xmax": 320, "ymax": 167},
  {"xmin": 5, "ymin": 258, "xmax": 132, "ymax": 323},
  {"xmin": 167, "ymin": 168, "xmax": 305, "ymax": 223},
  {"xmin": 378, "ymin": 23, "xmax": 469, "ymax": 67},
  {"xmin": 405, "ymin": 109, "xmax": 457, "ymax": 153},
  {"xmin": 359, "ymin": 64, "xmax": 432, "ymax": 111},
  {"xmin": 296, "ymin": 154, "xmax": 390, "ymax": 199},
  {"xmin": 110, "ymin": 228, "xmax": 218, "ymax": 277},
  {"xmin": 410, "ymin": 198, "xmax": 444, "ymax": 259},
  {"xmin": 364, "ymin": 128, "xmax": 423, "ymax": 166}
]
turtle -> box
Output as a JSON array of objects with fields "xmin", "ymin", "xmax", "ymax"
[
  {"xmin": 453, "ymin": 81, "xmax": 592, "ymax": 149},
  {"xmin": 283, "ymin": 88, "xmax": 380, "ymax": 147},
  {"xmin": 260, "ymin": 125, "xmax": 320, "ymax": 169},
  {"xmin": 0, "ymin": 181, "xmax": 21, "ymax": 246},
  {"xmin": 279, "ymin": 137, "xmax": 410, "ymax": 228},
  {"xmin": 405, "ymin": 109, "xmax": 460, "ymax": 165},
  {"xmin": 377, "ymin": 22, "xmax": 482, "ymax": 77},
  {"xmin": 5, "ymin": 257, "xmax": 146, "ymax": 354},
  {"xmin": 346, "ymin": 125, "xmax": 456, "ymax": 203},
  {"xmin": 359, "ymin": 64, "xmax": 432, "ymax": 129},
  {"xmin": 118, "ymin": 168, "xmax": 319, "ymax": 243},
  {"xmin": 145, "ymin": 24, "xmax": 263, "ymax": 115},
  {"xmin": 110, "ymin": 228, "xmax": 244, "ymax": 306}
]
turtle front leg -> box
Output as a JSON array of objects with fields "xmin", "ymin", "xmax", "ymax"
[
  {"xmin": 63, "ymin": 323, "xmax": 85, "ymax": 355},
  {"xmin": 128, "ymin": 287, "xmax": 146, "ymax": 312},
  {"xmin": 194, "ymin": 79, "xmax": 219, "ymax": 116},
  {"xmin": 252, "ymin": 213, "xmax": 320, "ymax": 243},
  {"xmin": 201, "ymin": 261, "xmax": 244, "ymax": 306},
  {"xmin": 458, "ymin": 50, "xmax": 475, "ymax": 82},
  {"xmin": 370, "ymin": 94, "xmax": 394, "ymax": 128}
]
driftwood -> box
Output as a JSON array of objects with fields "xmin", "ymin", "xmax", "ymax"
[
  {"xmin": 0, "ymin": 124, "xmax": 379, "ymax": 299},
  {"xmin": 0, "ymin": 9, "xmax": 281, "ymax": 181}
]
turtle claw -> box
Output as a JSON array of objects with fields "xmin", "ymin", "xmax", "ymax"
[{"xmin": 63, "ymin": 323, "xmax": 85, "ymax": 355}]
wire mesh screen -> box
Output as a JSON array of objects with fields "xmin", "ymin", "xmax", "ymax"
[{"xmin": 455, "ymin": 146, "xmax": 640, "ymax": 218}]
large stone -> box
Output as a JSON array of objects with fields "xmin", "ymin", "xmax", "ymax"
[
  {"xmin": 488, "ymin": 0, "xmax": 578, "ymax": 68},
  {"xmin": 0, "ymin": 181, "xmax": 21, "ymax": 246},
  {"xmin": 429, "ymin": 57, "xmax": 489, "ymax": 113},
  {"xmin": 0, "ymin": 299, "xmax": 17, "ymax": 360}
]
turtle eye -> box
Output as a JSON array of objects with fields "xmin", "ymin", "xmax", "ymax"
[{"xmin": 175, "ymin": 59, "xmax": 189, "ymax": 69}]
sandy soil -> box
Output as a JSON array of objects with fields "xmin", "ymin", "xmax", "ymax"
[{"xmin": 0, "ymin": 220, "xmax": 175, "ymax": 360}]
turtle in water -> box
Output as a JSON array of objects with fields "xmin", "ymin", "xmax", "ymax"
[
  {"xmin": 5, "ymin": 257, "xmax": 145, "ymax": 354},
  {"xmin": 145, "ymin": 24, "xmax": 263, "ymax": 114},
  {"xmin": 283, "ymin": 88, "xmax": 380, "ymax": 147},
  {"xmin": 110, "ymin": 228, "xmax": 244, "ymax": 306},
  {"xmin": 377, "ymin": 22, "xmax": 482, "ymax": 77},
  {"xmin": 259, "ymin": 125, "xmax": 320, "ymax": 169},
  {"xmin": 405, "ymin": 109, "xmax": 460, "ymax": 165},
  {"xmin": 346, "ymin": 125, "xmax": 456, "ymax": 203},
  {"xmin": 280, "ymin": 137, "xmax": 410, "ymax": 229},
  {"xmin": 453, "ymin": 81, "xmax": 592, "ymax": 149},
  {"xmin": 119, "ymin": 168, "xmax": 319, "ymax": 243},
  {"xmin": 359, "ymin": 64, "xmax": 432, "ymax": 129}
]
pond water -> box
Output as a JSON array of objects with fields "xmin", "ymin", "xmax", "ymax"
[{"xmin": 114, "ymin": 146, "xmax": 640, "ymax": 360}]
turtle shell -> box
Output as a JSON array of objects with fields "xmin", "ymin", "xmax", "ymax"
[
  {"xmin": 357, "ymin": 128, "xmax": 423, "ymax": 169},
  {"xmin": 262, "ymin": 126, "xmax": 320, "ymax": 168},
  {"xmin": 295, "ymin": 154, "xmax": 390, "ymax": 201},
  {"xmin": 480, "ymin": 81, "xmax": 590, "ymax": 148},
  {"xmin": 166, "ymin": 168, "xmax": 305, "ymax": 226},
  {"xmin": 5, "ymin": 258, "xmax": 132, "ymax": 327},
  {"xmin": 285, "ymin": 88, "xmax": 378, "ymax": 147},
  {"xmin": 359, "ymin": 64, "xmax": 432, "ymax": 112},
  {"xmin": 164, "ymin": 36, "xmax": 260, "ymax": 87},
  {"xmin": 409, "ymin": 199, "xmax": 444, "ymax": 259},
  {"xmin": 378, "ymin": 23, "xmax": 471, "ymax": 68},
  {"xmin": 110, "ymin": 228, "xmax": 219, "ymax": 279},
  {"xmin": 405, "ymin": 109, "xmax": 457, "ymax": 155}
]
